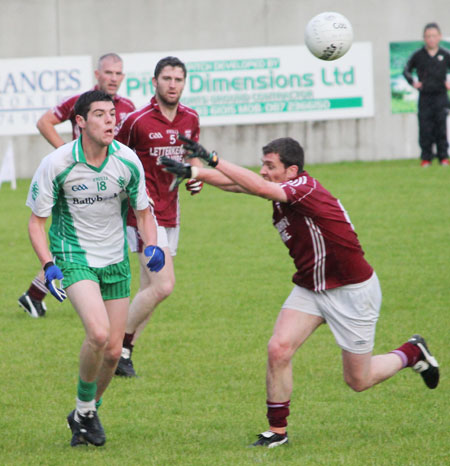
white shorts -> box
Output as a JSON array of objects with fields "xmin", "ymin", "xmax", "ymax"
[
  {"xmin": 282, "ymin": 272, "xmax": 382, "ymax": 354},
  {"xmin": 127, "ymin": 225, "xmax": 180, "ymax": 257}
]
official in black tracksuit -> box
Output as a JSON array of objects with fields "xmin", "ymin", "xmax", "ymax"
[{"xmin": 403, "ymin": 23, "xmax": 450, "ymax": 165}]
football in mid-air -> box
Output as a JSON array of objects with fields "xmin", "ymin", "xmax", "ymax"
[{"xmin": 305, "ymin": 12, "xmax": 353, "ymax": 61}]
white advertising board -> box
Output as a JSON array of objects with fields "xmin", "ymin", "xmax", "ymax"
[
  {"xmin": 0, "ymin": 56, "xmax": 93, "ymax": 135},
  {"xmin": 120, "ymin": 43, "xmax": 374, "ymax": 126}
]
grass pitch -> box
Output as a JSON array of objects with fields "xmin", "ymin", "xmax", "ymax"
[{"xmin": 0, "ymin": 159, "xmax": 448, "ymax": 465}]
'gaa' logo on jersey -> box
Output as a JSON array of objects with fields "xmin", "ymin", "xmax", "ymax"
[
  {"xmin": 149, "ymin": 132, "xmax": 163, "ymax": 139},
  {"xmin": 72, "ymin": 184, "xmax": 88, "ymax": 191}
]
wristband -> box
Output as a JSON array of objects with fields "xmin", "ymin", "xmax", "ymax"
[
  {"xmin": 209, "ymin": 151, "xmax": 219, "ymax": 167},
  {"xmin": 44, "ymin": 261, "xmax": 55, "ymax": 272},
  {"xmin": 190, "ymin": 166, "xmax": 199, "ymax": 178}
]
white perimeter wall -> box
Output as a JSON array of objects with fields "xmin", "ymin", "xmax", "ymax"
[{"xmin": 1, "ymin": 0, "xmax": 448, "ymax": 178}]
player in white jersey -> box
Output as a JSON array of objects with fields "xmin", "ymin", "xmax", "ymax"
[
  {"xmin": 26, "ymin": 90, "xmax": 165, "ymax": 447},
  {"xmin": 19, "ymin": 53, "xmax": 135, "ymax": 318},
  {"xmin": 162, "ymin": 136, "xmax": 440, "ymax": 448}
]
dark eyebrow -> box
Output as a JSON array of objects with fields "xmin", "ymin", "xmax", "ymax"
[{"xmin": 92, "ymin": 107, "xmax": 115, "ymax": 114}]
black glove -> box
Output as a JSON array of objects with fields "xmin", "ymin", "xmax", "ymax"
[
  {"xmin": 160, "ymin": 156, "xmax": 198, "ymax": 192},
  {"xmin": 178, "ymin": 134, "xmax": 219, "ymax": 167}
]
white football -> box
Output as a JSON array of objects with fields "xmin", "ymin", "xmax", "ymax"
[{"xmin": 305, "ymin": 12, "xmax": 353, "ymax": 61}]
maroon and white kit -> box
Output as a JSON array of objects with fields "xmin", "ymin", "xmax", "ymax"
[
  {"xmin": 52, "ymin": 86, "xmax": 135, "ymax": 139},
  {"xmin": 116, "ymin": 96, "xmax": 200, "ymax": 228},
  {"xmin": 275, "ymin": 172, "xmax": 373, "ymax": 292}
]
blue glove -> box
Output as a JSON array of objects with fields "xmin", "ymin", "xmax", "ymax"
[
  {"xmin": 44, "ymin": 262, "xmax": 67, "ymax": 302},
  {"xmin": 144, "ymin": 246, "xmax": 165, "ymax": 272}
]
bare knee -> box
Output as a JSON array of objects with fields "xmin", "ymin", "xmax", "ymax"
[
  {"xmin": 104, "ymin": 344, "xmax": 122, "ymax": 365},
  {"xmin": 267, "ymin": 337, "xmax": 295, "ymax": 367},
  {"xmin": 147, "ymin": 276, "xmax": 175, "ymax": 303},
  {"xmin": 344, "ymin": 374, "xmax": 370, "ymax": 392},
  {"xmin": 157, "ymin": 277, "xmax": 175, "ymax": 301},
  {"xmin": 86, "ymin": 328, "xmax": 109, "ymax": 352}
]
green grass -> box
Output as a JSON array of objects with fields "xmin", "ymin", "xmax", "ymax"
[{"xmin": 0, "ymin": 158, "xmax": 448, "ymax": 465}]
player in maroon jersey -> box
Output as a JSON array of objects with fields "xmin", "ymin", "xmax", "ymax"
[
  {"xmin": 18, "ymin": 53, "xmax": 135, "ymax": 318},
  {"xmin": 162, "ymin": 136, "xmax": 440, "ymax": 448},
  {"xmin": 114, "ymin": 56, "xmax": 203, "ymax": 377},
  {"xmin": 37, "ymin": 53, "xmax": 134, "ymax": 147}
]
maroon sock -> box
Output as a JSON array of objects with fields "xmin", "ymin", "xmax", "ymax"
[
  {"xmin": 391, "ymin": 342, "xmax": 422, "ymax": 368},
  {"xmin": 266, "ymin": 400, "xmax": 290, "ymax": 429},
  {"xmin": 27, "ymin": 278, "xmax": 47, "ymax": 301},
  {"xmin": 123, "ymin": 332, "xmax": 135, "ymax": 351}
]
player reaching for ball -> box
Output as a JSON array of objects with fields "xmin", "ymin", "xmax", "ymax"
[{"xmin": 161, "ymin": 135, "xmax": 440, "ymax": 448}]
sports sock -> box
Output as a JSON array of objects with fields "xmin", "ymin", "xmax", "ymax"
[
  {"xmin": 95, "ymin": 397, "xmax": 103, "ymax": 410},
  {"xmin": 75, "ymin": 398, "xmax": 96, "ymax": 420},
  {"xmin": 267, "ymin": 400, "xmax": 290, "ymax": 432},
  {"xmin": 27, "ymin": 277, "xmax": 48, "ymax": 301},
  {"xmin": 77, "ymin": 376, "xmax": 97, "ymax": 402},
  {"xmin": 122, "ymin": 332, "xmax": 135, "ymax": 354},
  {"xmin": 391, "ymin": 342, "xmax": 422, "ymax": 368}
]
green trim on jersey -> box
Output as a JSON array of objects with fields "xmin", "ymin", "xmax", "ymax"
[
  {"xmin": 115, "ymin": 154, "xmax": 141, "ymax": 209},
  {"xmin": 110, "ymin": 140, "xmax": 120, "ymax": 153},
  {"xmin": 121, "ymin": 197, "xmax": 129, "ymax": 259},
  {"xmin": 72, "ymin": 137, "xmax": 120, "ymax": 173},
  {"xmin": 48, "ymin": 162, "xmax": 88, "ymax": 265},
  {"xmin": 110, "ymin": 147, "xmax": 141, "ymax": 259},
  {"xmin": 27, "ymin": 137, "xmax": 148, "ymax": 268}
]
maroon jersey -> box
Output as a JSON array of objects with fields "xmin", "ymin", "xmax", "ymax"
[
  {"xmin": 274, "ymin": 172, "xmax": 373, "ymax": 291},
  {"xmin": 52, "ymin": 86, "xmax": 135, "ymax": 139},
  {"xmin": 116, "ymin": 96, "xmax": 200, "ymax": 228}
]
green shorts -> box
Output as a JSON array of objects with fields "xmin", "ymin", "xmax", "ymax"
[{"xmin": 56, "ymin": 259, "xmax": 131, "ymax": 300}]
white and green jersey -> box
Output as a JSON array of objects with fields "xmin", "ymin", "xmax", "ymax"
[{"xmin": 27, "ymin": 137, "xmax": 150, "ymax": 268}]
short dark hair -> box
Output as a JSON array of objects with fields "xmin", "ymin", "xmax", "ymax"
[
  {"xmin": 424, "ymin": 22, "xmax": 440, "ymax": 34},
  {"xmin": 74, "ymin": 90, "xmax": 114, "ymax": 120},
  {"xmin": 154, "ymin": 56, "xmax": 187, "ymax": 79},
  {"xmin": 262, "ymin": 137, "xmax": 305, "ymax": 173}
]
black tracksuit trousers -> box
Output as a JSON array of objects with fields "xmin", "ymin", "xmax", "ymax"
[{"xmin": 418, "ymin": 92, "xmax": 449, "ymax": 161}]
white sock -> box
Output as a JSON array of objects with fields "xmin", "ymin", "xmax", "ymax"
[
  {"xmin": 75, "ymin": 397, "xmax": 96, "ymax": 420},
  {"xmin": 121, "ymin": 347, "xmax": 131, "ymax": 359}
]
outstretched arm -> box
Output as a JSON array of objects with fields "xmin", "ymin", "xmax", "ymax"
[
  {"xmin": 161, "ymin": 155, "xmax": 286, "ymax": 199},
  {"xmin": 161, "ymin": 156, "xmax": 247, "ymax": 193},
  {"xmin": 177, "ymin": 135, "xmax": 288, "ymax": 201},
  {"xmin": 204, "ymin": 159, "xmax": 287, "ymax": 201},
  {"xmin": 194, "ymin": 166, "xmax": 249, "ymax": 193}
]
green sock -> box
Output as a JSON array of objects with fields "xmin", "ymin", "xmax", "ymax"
[
  {"xmin": 77, "ymin": 377, "xmax": 97, "ymax": 402},
  {"xmin": 96, "ymin": 397, "xmax": 103, "ymax": 410}
]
